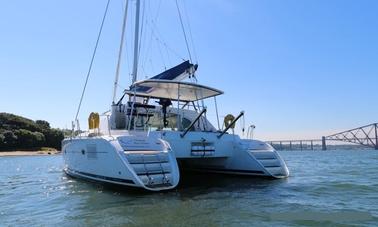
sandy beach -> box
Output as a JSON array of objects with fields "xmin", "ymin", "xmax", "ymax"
[{"xmin": 0, "ymin": 150, "xmax": 61, "ymax": 157}]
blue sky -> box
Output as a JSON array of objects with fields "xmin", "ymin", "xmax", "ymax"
[{"xmin": 1, "ymin": 0, "xmax": 377, "ymax": 140}]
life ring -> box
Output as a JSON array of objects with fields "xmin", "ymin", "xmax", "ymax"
[
  {"xmin": 88, "ymin": 112, "xmax": 100, "ymax": 129},
  {"xmin": 224, "ymin": 114, "xmax": 235, "ymax": 129}
]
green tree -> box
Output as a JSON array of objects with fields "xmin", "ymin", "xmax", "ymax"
[
  {"xmin": 0, "ymin": 133, "xmax": 5, "ymax": 150},
  {"xmin": 0, "ymin": 113, "xmax": 40, "ymax": 132},
  {"xmin": 14, "ymin": 129, "xmax": 45, "ymax": 148},
  {"xmin": 36, "ymin": 120, "xmax": 50, "ymax": 130},
  {"xmin": 44, "ymin": 128, "xmax": 64, "ymax": 149},
  {"xmin": 0, "ymin": 113, "xmax": 65, "ymax": 150},
  {"xmin": 1, "ymin": 131, "xmax": 18, "ymax": 149}
]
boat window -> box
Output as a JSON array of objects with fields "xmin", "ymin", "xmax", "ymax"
[
  {"xmin": 145, "ymin": 113, "xmax": 188, "ymax": 131},
  {"xmin": 116, "ymin": 108, "xmax": 200, "ymax": 132},
  {"xmin": 124, "ymin": 116, "xmax": 145, "ymax": 130},
  {"xmin": 182, "ymin": 117, "xmax": 193, "ymax": 131}
]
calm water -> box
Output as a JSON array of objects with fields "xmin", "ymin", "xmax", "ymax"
[{"xmin": 1, "ymin": 150, "xmax": 377, "ymax": 226}]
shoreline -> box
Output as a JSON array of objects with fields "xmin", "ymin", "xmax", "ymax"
[{"xmin": 0, "ymin": 151, "xmax": 61, "ymax": 157}]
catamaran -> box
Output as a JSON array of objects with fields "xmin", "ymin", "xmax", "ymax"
[{"xmin": 62, "ymin": 0, "xmax": 289, "ymax": 191}]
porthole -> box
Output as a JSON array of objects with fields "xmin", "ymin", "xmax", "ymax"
[{"xmin": 81, "ymin": 149, "xmax": 85, "ymax": 155}]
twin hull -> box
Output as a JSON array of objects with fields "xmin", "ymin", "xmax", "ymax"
[{"xmin": 62, "ymin": 132, "xmax": 289, "ymax": 191}]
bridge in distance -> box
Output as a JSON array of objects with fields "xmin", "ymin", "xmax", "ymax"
[{"xmin": 267, "ymin": 123, "xmax": 378, "ymax": 151}]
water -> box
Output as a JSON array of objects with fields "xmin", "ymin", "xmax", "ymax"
[{"xmin": 1, "ymin": 150, "xmax": 377, "ymax": 226}]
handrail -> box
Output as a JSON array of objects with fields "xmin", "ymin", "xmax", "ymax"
[
  {"xmin": 180, "ymin": 108, "xmax": 207, "ymax": 138},
  {"xmin": 217, "ymin": 111, "xmax": 244, "ymax": 139}
]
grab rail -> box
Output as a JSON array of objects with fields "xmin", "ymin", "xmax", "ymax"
[
  {"xmin": 180, "ymin": 108, "xmax": 207, "ymax": 138},
  {"xmin": 217, "ymin": 111, "xmax": 244, "ymax": 139}
]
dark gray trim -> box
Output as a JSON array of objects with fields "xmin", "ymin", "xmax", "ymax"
[
  {"xmin": 67, "ymin": 168, "xmax": 134, "ymax": 184},
  {"xmin": 190, "ymin": 167, "xmax": 265, "ymax": 175}
]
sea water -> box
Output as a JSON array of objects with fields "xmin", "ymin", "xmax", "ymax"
[{"xmin": 1, "ymin": 150, "xmax": 377, "ymax": 226}]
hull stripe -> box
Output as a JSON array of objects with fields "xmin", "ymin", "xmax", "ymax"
[
  {"xmin": 187, "ymin": 167, "xmax": 265, "ymax": 175},
  {"xmin": 67, "ymin": 168, "xmax": 134, "ymax": 184}
]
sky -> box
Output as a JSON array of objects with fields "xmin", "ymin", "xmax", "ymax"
[{"xmin": 1, "ymin": 0, "xmax": 377, "ymax": 140}]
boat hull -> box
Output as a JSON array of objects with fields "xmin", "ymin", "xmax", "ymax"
[
  {"xmin": 62, "ymin": 134, "xmax": 180, "ymax": 191},
  {"xmin": 62, "ymin": 132, "xmax": 289, "ymax": 191}
]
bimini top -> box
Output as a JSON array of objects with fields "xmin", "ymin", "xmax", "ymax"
[{"xmin": 124, "ymin": 79, "xmax": 224, "ymax": 102}]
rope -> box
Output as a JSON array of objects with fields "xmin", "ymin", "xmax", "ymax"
[
  {"xmin": 121, "ymin": 0, "xmax": 131, "ymax": 78},
  {"xmin": 182, "ymin": 0, "xmax": 198, "ymax": 63},
  {"xmin": 75, "ymin": 0, "xmax": 111, "ymax": 121},
  {"xmin": 175, "ymin": 0, "xmax": 192, "ymax": 63},
  {"xmin": 140, "ymin": 0, "xmax": 162, "ymax": 76}
]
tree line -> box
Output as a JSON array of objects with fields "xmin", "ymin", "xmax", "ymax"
[{"xmin": 0, "ymin": 113, "xmax": 65, "ymax": 151}]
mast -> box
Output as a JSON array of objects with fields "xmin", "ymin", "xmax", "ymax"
[
  {"xmin": 112, "ymin": 0, "xmax": 129, "ymax": 104},
  {"xmin": 131, "ymin": 0, "xmax": 141, "ymax": 84}
]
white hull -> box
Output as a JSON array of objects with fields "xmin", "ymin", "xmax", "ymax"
[
  {"xmin": 62, "ymin": 131, "xmax": 289, "ymax": 191},
  {"xmin": 62, "ymin": 133, "xmax": 180, "ymax": 191}
]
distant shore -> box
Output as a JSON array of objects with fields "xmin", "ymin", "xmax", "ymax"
[{"xmin": 0, "ymin": 150, "xmax": 61, "ymax": 157}]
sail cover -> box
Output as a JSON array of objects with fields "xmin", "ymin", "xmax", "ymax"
[
  {"xmin": 125, "ymin": 79, "xmax": 223, "ymax": 102},
  {"xmin": 150, "ymin": 60, "xmax": 197, "ymax": 81}
]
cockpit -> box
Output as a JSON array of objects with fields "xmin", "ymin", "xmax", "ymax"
[{"xmin": 110, "ymin": 79, "xmax": 223, "ymax": 133}]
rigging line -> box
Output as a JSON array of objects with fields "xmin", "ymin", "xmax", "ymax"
[
  {"xmin": 175, "ymin": 0, "xmax": 192, "ymax": 63},
  {"xmin": 141, "ymin": 0, "xmax": 162, "ymax": 71},
  {"xmin": 141, "ymin": 22, "xmax": 154, "ymax": 72},
  {"xmin": 113, "ymin": 0, "xmax": 129, "ymax": 104},
  {"xmin": 155, "ymin": 0, "xmax": 162, "ymax": 20},
  {"xmin": 182, "ymin": 0, "xmax": 198, "ymax": 63},
  {"xmin": 120, "ymin": 0, "xmax": 131, "ymax": 85},
  {"xmin": 74, "ymin": 0, "xmax": 111, "ymax": 121},
  {"xmin": 125, "ymin": 32, "xmax": 131, "ymax": 81},
  {"xmin": 164, "ymin": 41, "xmax": 172, "ymax": 66},
  {"xmin": 116, "ymin": 83, "xmax": 126, "ymax": 91},
  {"xmin": 141, "ymin": 20, "xmax": 154, "ymax": 70},
  {"xmin": 156, "ymin": 37, "xmax": 167, "ymax": 69},
  {"xmin": 140, "ymin": 64, "xmax": 148, "ymax": 79},
  {"xmin": 149, "ymin": 21, "xmax": 185, "ymax": 61},
  {"xmin": 149, "ymin": 58, "xmax": 155, "ymax": 75},
  {"xmin": 139, "ymin": 2, "xmax": 148, "ymax": 73}
]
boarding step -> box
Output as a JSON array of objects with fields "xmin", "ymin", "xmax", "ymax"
[
  {"xmin": 124, "ymin": 151, "xmax": 174, "ymax": 187},
  {"xmin": 258, "ymin": 159, "xmax": 281, "ymax": 168},
  {"xmin": 264, "ymin": 167, "xmax": 283, "ymax": 176},
  {"xmin": 191, "ymin": 151, "xmax": 215, "ymax": 156},
  {"xmin": 250, "ymin": 150, "xmax": 277, "ymax": 160},
  {"xmin": 132, "ymin": 162, "xmax": 171, "ymax": 175},
  {"xmin": 147, "ymin": 183, "xmax": 173, "ymax": 189},
  {"xmin": 125, "ymin": 152, "xmax": 169, "ymax": 164},
  {"xmin": 250, "ymin": 150, "xmax": 286, "ymax": 177},
  {"xmin": 139, "ymin": 173, "xmax": 173, "ymax": 186}
]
